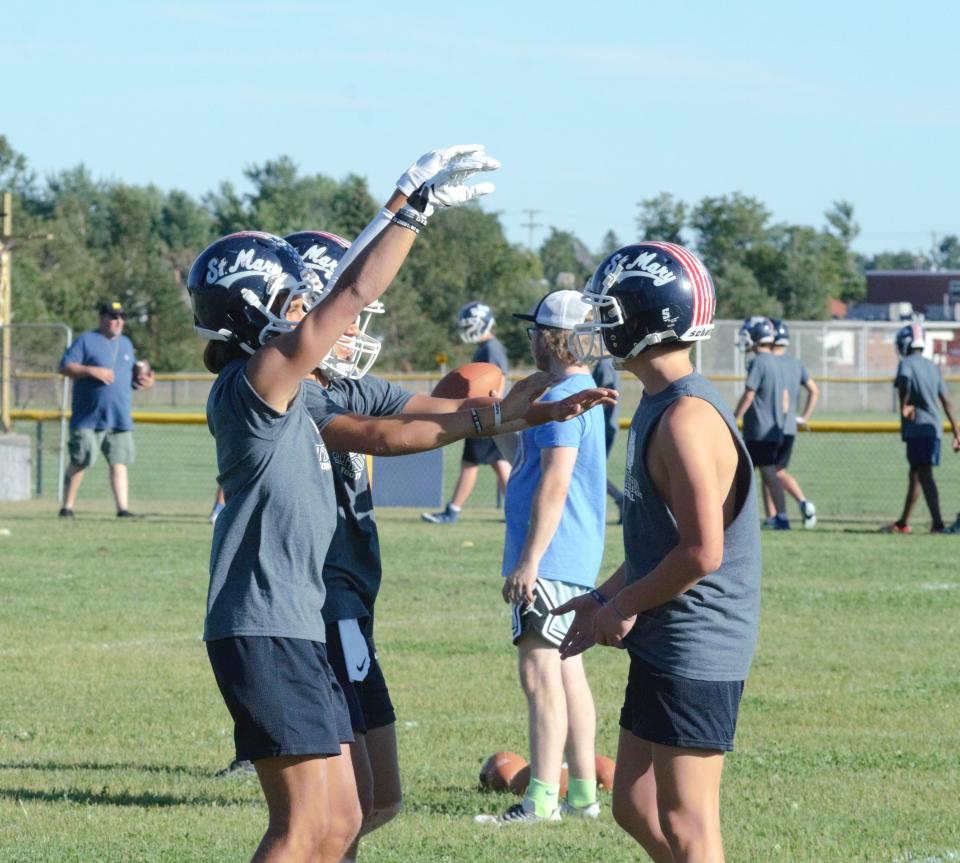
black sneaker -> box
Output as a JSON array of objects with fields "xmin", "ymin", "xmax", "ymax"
[
  {"xmin": 58, "ymin": 508, "xmax": 74, "ymax": 518},
  {"xmin": 116, "ymin": 510, "xmax": 138, "ymax": 518},
  {"xmin": 215, "ymin": 759, "xmax": 256, "ymax": 778}
]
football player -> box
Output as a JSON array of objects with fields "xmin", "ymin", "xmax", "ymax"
[
  {"xmin": 188, "ymin": 144, "xmax": 500, "ymax": 863},
  {"xmin": 421, "ymin": 300, "xmax": 512, "ymax": 524},
  {"xmin": 734, "ymin": 317, "xmax": 791, "ymax": 529},
  {"xmin": 883, "ymin": 323, "xmax": 960, "ymax": 533},
  {"xmin": 552, "ymin": 242, "xmax": 761, "ymax": 863},
  {"xmin": 277, "ymin": 232, "xmax": 616, "ymax": 859},
  {"xmin": 769, "ymin": 320, "xmax": 819, "ymax": 528}
]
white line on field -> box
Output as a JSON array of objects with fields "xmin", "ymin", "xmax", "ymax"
[{"xmin": 0, "ymin": 635, "xmax": 200, "ymax": 657}]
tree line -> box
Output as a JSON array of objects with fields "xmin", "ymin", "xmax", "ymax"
[{"xmin": 2, "ymin": 136, "xmax": 954, "ymax": 371}]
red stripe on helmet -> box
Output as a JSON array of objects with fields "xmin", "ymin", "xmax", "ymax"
[{"xmin": 648, "ymin": 241, "xmax": 708, "ymax": 327}]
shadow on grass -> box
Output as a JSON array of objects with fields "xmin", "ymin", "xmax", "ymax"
[
  {"xmin": 0, "ymin": 761, "xmax": 213, "ymax": 778},
  {"xmin": 0, "ymin": 786, "xmax": 251, "ymax": 808}
]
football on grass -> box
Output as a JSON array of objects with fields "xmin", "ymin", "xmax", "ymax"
[
  {"xmin": 479, "ymin": 751, "xmax": 527, "ymax": 792},
  {"xmin": 432, "ymin": 362, "xmax": 504, "ymax": 399}
]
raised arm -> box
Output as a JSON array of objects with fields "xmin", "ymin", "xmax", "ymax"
[{"xmin": 247, "ymin": 146, "xmax": 500, "ymax": 411}]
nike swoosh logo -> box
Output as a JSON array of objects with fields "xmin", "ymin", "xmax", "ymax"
[{"xmin": 356, "ymin": 660, "xmax": 368, "ymax": 672}]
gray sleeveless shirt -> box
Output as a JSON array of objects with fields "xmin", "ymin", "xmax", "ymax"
[{"xmin": 622, "ymin": 372, "xmax": 761, "ymax": 681}]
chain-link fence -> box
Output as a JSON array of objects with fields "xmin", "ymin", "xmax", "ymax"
[{"xmin": 6, "ymin": 319, "xmax": 960, "ymax": 522}]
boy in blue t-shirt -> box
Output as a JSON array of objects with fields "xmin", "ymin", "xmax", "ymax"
[{"xmin": 476, "ymin": 290, "xmax": 607, "ymax": 826}]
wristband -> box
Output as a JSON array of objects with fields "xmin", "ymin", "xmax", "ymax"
[
  {"xmin": 588, "ymin": 589, "xmax": 607, "ymax": 606},
  {"xmin": 469, "ymin": 407, "xmax": 483, "ymax": 434},
  {"xmin": 493, "ymin": 400, "xmax": 502, "ymax": 428},
  {"xmin": 391, "ymin": 206, "xmax": 428, "ymax": 235}
]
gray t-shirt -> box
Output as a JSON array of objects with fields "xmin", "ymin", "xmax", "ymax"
[
  {"xmin": 777, "ymin": 353, "xmax": 809, "ymax": 437},
  {"xmin": 743, "ymin": 351, "xmax": 786, "ymax": 442},
  {"xmin": 204, "ymin": 359, "xmax": 337, "ymax": 643},
  {"xmin": 474, "ymin": 337, "xmax": 509, "ymax": 375},
  {"xmin": 303, "ymin": 376, "xmax": 415, "ymax": 622},
  {"xmin": 895, "ymin": 353, "xmax": 946, "ymax": 440},
  {"xmin": 621, "ymin": 372, "xmax": 761, "ymax": 681}
]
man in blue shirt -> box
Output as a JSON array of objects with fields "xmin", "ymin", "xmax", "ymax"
[
  {"xmin": 476, "ymin": 290, "xmax": 607, "ymax": 826},
  {"xmin": 58, "ymin": 301, "xmax": 154, "ymax": 517}
]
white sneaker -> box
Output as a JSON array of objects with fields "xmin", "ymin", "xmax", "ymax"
[
  {"xmin": 474, "ymin": 798, "xmax": 560, "ymax": 825},
  {"xmin": 800, "ymin": 500, "xmax": 817, "ymax": 529},
  {"xmin": 560, "ymin": 799, "xmax": 600, "ymax": 819}
]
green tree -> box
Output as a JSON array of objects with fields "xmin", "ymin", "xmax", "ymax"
[
  {"xmin": 538, "ymin": 228, "xmax": 593, "ymax": 288},
  {"xmin": 636, "ymin": 193, "xmax": 686, "ymax": 243}
]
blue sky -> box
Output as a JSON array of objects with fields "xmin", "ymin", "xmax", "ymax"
[{"xmin": 3, "ymin": 1, "xmax": 957, "ymax": 256}]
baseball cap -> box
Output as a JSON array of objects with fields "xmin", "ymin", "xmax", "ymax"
[
  {"xmin": 513, "ymin": 290, "xmax": 591, "ymax": 330},
  {"xmin": 98, "ymin": 301, "xmax": 125, "ymax": 318}
]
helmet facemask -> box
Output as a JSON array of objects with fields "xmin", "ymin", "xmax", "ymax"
[{"xmin": 317, "ymin": 301, "xmax": 385, "ymax": 380}]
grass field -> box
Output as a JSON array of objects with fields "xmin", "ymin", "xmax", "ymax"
[
  {"xmin": 1, "ymin": 484, "xmax": 959, "ymax": 862},
  {"xmin": 13, "ymin": 411, "xmax": 960, "ymax": 524}
]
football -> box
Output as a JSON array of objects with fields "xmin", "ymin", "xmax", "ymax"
[
  {"xmin": 595, "ymin": 754, "xmax": 615, "ymax": 791},
  {"xmin": 479, "ymin": 751, "xmax": 527, "ymax": 792},
  {"xmin": 431, "ymin": 362, "xmax": 505, "ymax": 399},
  {"xmin": 134, "ymin": 360, "xmax": 152, "ymax": 385},
  {"xmin": 509, "ymin": 762, "xmax": 568, "ymax": 797}
]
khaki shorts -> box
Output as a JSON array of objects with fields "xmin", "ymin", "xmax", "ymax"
[
  {"xmin": 511, "ymin": 579, "xmax": 589, "ymax": 647},
  {"xmin": 68, "ymin": 429, "xmax": 135, "ymax": 469}
]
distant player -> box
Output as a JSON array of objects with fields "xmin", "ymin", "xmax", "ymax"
[
  {"xmin": 769, "ymin": 319, "xmax": 819, "ymax": 529},
  {"xmin": 592, "ymin": 357, "xmax": 625, "ymax": 523},
  {"xmin": 476, "ymin": 290, "xmax": 608, "ymax": 826},
  {"xmin": 553, "ymin": 242, "xmax": 761, "ymax": 862},
  {"xmin": 734, "ymin": 317, "xmax": 790, "ymax": 529},
  {"xmin": 421, "ymin": 301, "xmax": 512, "ymax": 524},
  {"xmin": 883, "ymin": 323, "xmax": 960, "ymax": 534}
]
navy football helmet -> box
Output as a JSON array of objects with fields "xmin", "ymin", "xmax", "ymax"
[
  {"xmin": 284, "ymin": 230, "xmax": 384, "ymax": 380},
  {"xmin": 187, "ymin": 232, "xmax": 320, "ymax": 353},
  {"xmin": 571, "ymin": 242, "xmax": 715, "ymax": 361},
  {"xmin": 457, "ymin": 301, "xmax": 495, "ymax": 343},
  {"xmin": 895, "ymin": 322, "xmax": 925, "ymax": 357},
  {"xmin": 771, "ymin": 318, "xmax": 790, "ymax": 347},
  {"xmin": 737, "ymin": 316, "xmax": 776, "ymax": 351}
]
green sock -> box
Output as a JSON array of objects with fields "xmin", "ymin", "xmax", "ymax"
[
  {"xmin": 566, "ymin": 777, "xmax": 598, "ymax": 809},
  {"xmin": 525, "ymin": 777, "xmax": 560, "ymax": 817}
]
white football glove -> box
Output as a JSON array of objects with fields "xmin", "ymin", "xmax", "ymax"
[
  {"xmin": 427, "ymin": 154, "xmax": 499, "ymax": 209},
  {"xmin": 395, "ymin": 144, "xmax": 489, "ymax": 196}
]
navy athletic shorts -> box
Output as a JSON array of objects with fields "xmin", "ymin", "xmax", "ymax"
[
  {"xmin": 325, "ymin": 621, "xmax": 396, "ymax": 734},
  {"xmin": 619, "ymin": 655, "xmax": 744, "ymax": 752},
  {"xmin": 906, "ymin": 436, "xmax": 940, "ymax": 468},
  {"xmin": 775, "ymin": 434, "xmax": 795, "ymax": 470},
  {"xmin": 745, "ymin": 439, "xmax": 781, "ymax": 468},
  {"xmin": 462, "ymin": 437, "xmax": 503, "ymax": 466},
  {"xmin": 207, "ymin": 636, "xmax": 353, "ymax": 762}
]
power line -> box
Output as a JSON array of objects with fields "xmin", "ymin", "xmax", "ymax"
[{"xmin": 521, "ymin": 209, "xmax": 543, "ymax": 251}]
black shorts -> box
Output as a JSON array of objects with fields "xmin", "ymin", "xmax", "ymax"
[
  {"xmin": 775, "ymin": 434, "xmax": 795, "ymax": 470},
  {"xmin": 619, "ymin": 656, "xmax": 744, "ymax": 752},
  {"xmin": 906, "ymin": 437, "xmax": 940, "ymax": 468},
  {"xmin": 325, "ymin": 621, "xmax": 396, "ymax": 734},
  {"xmin": 745, "ymin": 439, "xmax": 781, "ymax": 468},
  {"xmin": 207, "ymin": 636, "xmax": 353, "ymax": 762},
  {"xmin": 462, "ymin": 437, "xmax": 504, "ymax": 466}
]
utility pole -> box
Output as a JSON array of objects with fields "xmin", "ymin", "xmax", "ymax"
[
  {"xmin": 1, "ymin": 193, "xmax": 13, "ymax": 432},
  {"xmin": 0, "ymin": 193, "xmax": 54, "ymax": 432},
  {"xmin": 521, "ymin": 209, "xmax": 543, "ymax": 251}
]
